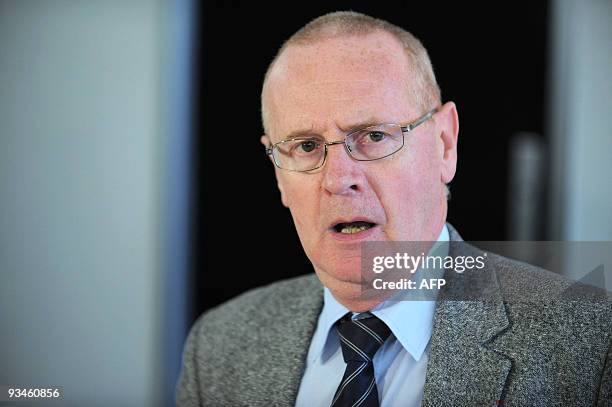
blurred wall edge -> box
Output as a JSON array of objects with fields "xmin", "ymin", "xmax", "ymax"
[
  {"xmin": 163, "ymin": 0, "xmax": 195, "ymax": 405},
  {"xmin": 548, "ymin": 0, "xmax": 612, "ymax": 242},
  {"xmin": 0, "ymin": 0, "xmax": 193, "ymax": 405}
]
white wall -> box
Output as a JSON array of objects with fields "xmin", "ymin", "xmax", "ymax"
[
  {"xmin": 548, "ymin": 0, "xmax": 612, "ymax": 241},
  {"xmin": 0, "ymin": 1, "xmax": 166, "ymax": 405}
]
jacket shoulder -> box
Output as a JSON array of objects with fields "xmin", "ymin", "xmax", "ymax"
[
  {"xmin": 487, "ymin": 249, "xmax": 610, "ymax": 304},
  {"xmin": 176, "ymin": 274, "xmax": 323, "ymax": 406},
  {"xmin": 196, "ymin": 273, "xmax": 322, "ymax": 330}
]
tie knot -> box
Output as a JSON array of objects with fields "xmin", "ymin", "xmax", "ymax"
[{"xmin": 336, "ymin": 313, "xmax": 391, "ymax": 363}]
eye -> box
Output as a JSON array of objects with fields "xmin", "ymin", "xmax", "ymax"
[
  {"xmin": 366, "ymin": 131, "xmax": 386, "ymax": 142},
  {"xmin": 298, "ymin": 139, "xmax": 318, "ymax": 153},
  {"xmin": 286, "ymin": 138, "xmax": 322, "ymax": 156}
]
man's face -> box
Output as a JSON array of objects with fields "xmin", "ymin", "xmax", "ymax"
[{"xmin": 262, "ymin": 31, "xmax": 458, "ymax": 309}]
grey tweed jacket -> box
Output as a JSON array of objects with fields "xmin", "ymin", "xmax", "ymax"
[{"xmin": 177, "ymin": 226, "xmax": 612, "ymax": 406}]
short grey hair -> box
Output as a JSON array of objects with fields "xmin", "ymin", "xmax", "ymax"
[{"xmin": 260, "ymin": 11, "xmax": 442, "ymax": 134}]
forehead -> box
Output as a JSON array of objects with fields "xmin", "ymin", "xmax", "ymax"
[{"xmin": 264, "ymin": 32, "xmax": 416, "ymax": 139}]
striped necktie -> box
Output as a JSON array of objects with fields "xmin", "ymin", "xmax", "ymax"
[{"xmin": 331, "ymin": 312, "xmax": 392, "ymax": 407}]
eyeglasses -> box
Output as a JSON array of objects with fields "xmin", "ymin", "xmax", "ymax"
[{"xmin": 265, "ymin": 108, "xmax": 437, "ymax": 172}]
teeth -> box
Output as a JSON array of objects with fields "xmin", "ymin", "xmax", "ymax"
[{"xmin": 340, "ymin": 225, "xmax": 369, "ymax": 234}]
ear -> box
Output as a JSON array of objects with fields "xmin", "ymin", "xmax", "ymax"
[
  {"xmin": 261, "ymin": 135, "xmax": 290, "ymax": 208},
  {"xmin": 435, "ymin": 102, "xmax": 459, "ymax": 183}
]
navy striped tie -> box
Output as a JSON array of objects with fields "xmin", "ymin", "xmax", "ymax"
[{"xmin": 331, "ymin": 313, "xmax": 392, "ymax": 407}]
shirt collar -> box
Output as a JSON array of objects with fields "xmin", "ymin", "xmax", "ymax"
[{"xmin": 309, "ymin": 224, "xmax": 449, "ymax": 363}]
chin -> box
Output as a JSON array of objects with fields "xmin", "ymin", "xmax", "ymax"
[
  {"xmin": 318, "ymin": 258, "xmax": 362, "ymax": 283},
  {"xmin": 314, "ymin": 262, "xmax": 361, "ymax": 288},
  {"xmin": 326, "ymin": 279, "xmax": 363, "ymax": 302}
]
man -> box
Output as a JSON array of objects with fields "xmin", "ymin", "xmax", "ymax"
[{"xmin": 177, "ymin": 11, "xmax": 611, "ymax": 406}]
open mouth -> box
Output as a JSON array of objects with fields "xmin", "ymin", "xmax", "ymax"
[{"xmin": 332, "ymin": 221, "xmax": 376, "ymax": 234}]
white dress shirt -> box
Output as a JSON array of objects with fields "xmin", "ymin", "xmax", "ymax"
[{"xmin": 295, "ymin": 225, "xmax": 449, "ymax": 407}]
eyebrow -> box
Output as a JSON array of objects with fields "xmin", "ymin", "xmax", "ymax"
[
  {"xmin": 338, "ymin": 118, "xmax": 385, "ymax": 132},
  {"xmin": 281, "ymin": 128, "xmax": 321, "ymax": 141},
  {"xmin": 280, "ymin": 118, "xmax": 385, "ymax": 141}
]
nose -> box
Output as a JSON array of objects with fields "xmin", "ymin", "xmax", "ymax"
[{"xmin": 321, "ymin": 141, "xmax": 364, "ymax": 196}]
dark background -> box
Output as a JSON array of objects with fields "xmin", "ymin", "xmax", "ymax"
[{"xmin": 190, "ymin": 1, "xmax": 549, "ymax": 321}]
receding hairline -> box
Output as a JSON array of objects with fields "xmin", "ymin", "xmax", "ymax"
[{"xmin": 261, "ymin": 11, "xmax": 441, "ymax": 134}]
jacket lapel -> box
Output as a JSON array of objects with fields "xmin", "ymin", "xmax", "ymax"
[
  {"xmin": 421, "ymin": 225, "xmax": 512, "ymax": 406},
  {"xmin": 259, "ymin": 275, "xmax": 323, "ymax": 406}
]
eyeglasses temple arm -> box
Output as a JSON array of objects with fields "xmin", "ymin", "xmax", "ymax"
[{"xmin": 402, "ymin": 108, "xmax": 437, "ymax": 132}]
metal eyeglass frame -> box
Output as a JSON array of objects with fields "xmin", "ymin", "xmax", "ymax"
[{"xmin": 265, "ymin": 108, "xmax": 438, "ymax": 172}]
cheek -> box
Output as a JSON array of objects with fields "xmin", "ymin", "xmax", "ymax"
[
  {"xmin": 382, "ymin": 174, "xmax": 425, "ymax": 219},
  {"xmin": 377, "ymin": 143, "xmax": 441, "ymax": 225},
  {"xmin": 408, "ymin": 137, "xmax": 441, "ymax": 188},
  {"xmin": 281, "ymin": 177, "xmax": 321, "ymax": 230}
]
